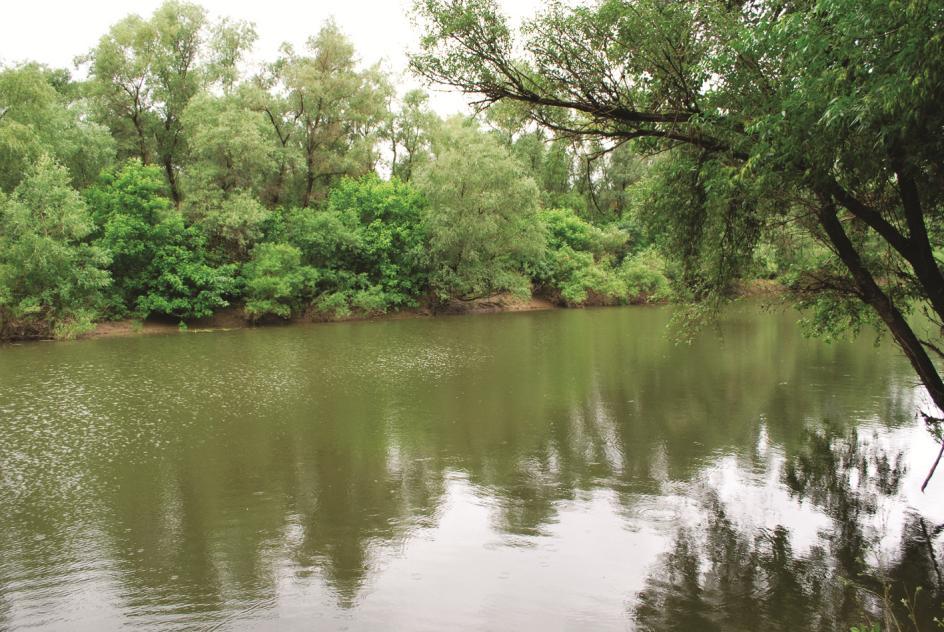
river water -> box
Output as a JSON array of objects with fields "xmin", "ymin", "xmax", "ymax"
[{"xmin": 0, "ymin": 305, "xmax": 942, "ymax": 630}]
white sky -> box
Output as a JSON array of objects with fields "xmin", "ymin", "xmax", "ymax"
[{"xmin": 0, "ymin": 0, "xmax": 543, "ymax": 115}]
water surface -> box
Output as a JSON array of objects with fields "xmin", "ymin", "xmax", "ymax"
[{"xmin": 1, "ymin": 305, "xmax": 942, "ymax": 630}]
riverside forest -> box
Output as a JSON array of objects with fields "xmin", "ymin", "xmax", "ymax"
[{"xmin": 1, "ymin": 1, "xmax": 943, "ymax": 630}]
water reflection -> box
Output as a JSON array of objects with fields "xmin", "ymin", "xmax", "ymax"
[
  {"xmin": 634, "ymin": 427, "xmax": 943, "ymax": 631},
  {"xmin": 0, "ymin": 305, "xmax": 941, "ymax": 630}
]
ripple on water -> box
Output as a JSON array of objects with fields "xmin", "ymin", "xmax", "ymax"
[{"xmin": 0, "ymin": 308, "xmax": 940, "ymax": 631}]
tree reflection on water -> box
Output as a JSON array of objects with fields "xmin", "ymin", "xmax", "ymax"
[{"xmin": 633, "ymin": 426, "xmax": 944, "ymax": 631}]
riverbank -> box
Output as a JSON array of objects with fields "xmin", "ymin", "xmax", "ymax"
[
  {"xmin": 79, "ymin": 294, "xmax": 560, "ymax": 341},
  {"xmin": 3, "ymin": 281, "xmax": 786, "ymax": 344}
]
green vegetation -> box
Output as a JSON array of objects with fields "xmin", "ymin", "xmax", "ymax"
[
  {"xmin": 0, "ymin": 1, "xmax": 681, "ymax": 342},
  {"xmin": 418, "ymin": 119, "xmax": 544, "ymax": 301},
  {"xmin": 2, "ymin": 1, "xmax": 942, "ymax": 486},
  {"xmin": 3, "ymin": 3, "xmax": 943, "ymax": 628},
  {"xmin": 87, "ymin": 161, "xmax": 233, "ymax": 320},
  {"xmin": 0, "ymin": 156, "xmax": 109, "ymax": 339},
  {"xmin": 0, "ymin": 64, "xmax": 114, "ymax": 192},
  {"xmin": 411, "ymin": 0, "xmax": 944, "ymax": 487},
  {"xmin": 242, "ymin": 242, "xmax": 313, "ymax": 320}
]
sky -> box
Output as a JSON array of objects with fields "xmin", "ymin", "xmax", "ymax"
[{"xmin": 0, "ymin": 0, "xmax": 543, "ymax": 115}]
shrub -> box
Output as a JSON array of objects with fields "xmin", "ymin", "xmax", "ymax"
[
  {"xmin": 88, "ymin": 160, "xmax": 234, "ymax": 320},
  {"xmin": 132, "ymin": 218, "xmax": 236, "ymax": 319},
  {"xmin": 330, "ymin": 175, "xmax": 429, "ymax": 307},
  {"xmin": 280, "ymin": 175, "xmax": 430, "ymax": 315},
  {"xmin": 619, "ymin": 247, "xmax": 672, "ymax": 303},
  {"xmin": 535, "ymin": 208, "xmax": 632, "ymax": 305},
  {"xmin": 0, "ymin": 156, "xmax": 110, "ymax": 339},
  {"xmin": 243, "ymin": 243, "xmax": 316, "ymax": 320},
  {"xmin": 190, "ymin": 190, "xmax": 271, "ymax": 263}
]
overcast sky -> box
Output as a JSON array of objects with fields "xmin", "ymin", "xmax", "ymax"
[{"xmin": 0, "ymin": 0, "xmax": 543, "ymax": 115}]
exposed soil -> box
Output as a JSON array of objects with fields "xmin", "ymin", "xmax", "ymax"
[
  {"xmin": 5, "ymin": 285, "xmax": 787, "ymax": 345},
  {"xmin": 80, "ymin": 294, "xmax": 559, "ymax": 341}
]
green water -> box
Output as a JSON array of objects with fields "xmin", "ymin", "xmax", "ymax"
[{"xmin": 1, "ymin": 306, "xmax": 942, "ymax": 630}]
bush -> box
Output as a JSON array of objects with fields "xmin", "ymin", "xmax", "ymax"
[
  {"xmin": 88, "ymin": 160, "xmax": 234, "ymax": 320},
  {"xmin": 541, "ymin": 207, "xmax": 607, "ymax": 253},
  {"xmin": 243, "ymin": 243, "xmax": 316, "ymax": 320},
  {"xmin": 278, "ymin": 175, "xmax": 430, "ymax": 316},
  {"xmin": 189, "ymin": 189, "xmax": 271, "ymax": 263},
  {"xmin": 533, "ymin": 209, "xmax": 672, "ymax": 306},
  {"xmin": 131, "ymin": 217, "xmax": 236, "ymax": 320},
  {"xmin": 0, "ymin": 156, "xmax": 110, "ymax": 339},
  {"xmin": 315, "ymin": 291, "xmax": 353, "ymax": 318},
  {"xmin": 534, "ymin": 208, "xmax": 627, "ymax": 305},
  {"xmin": 351, "ymin": 285, "xmax": 395, "ymax": 314},
  {"xmin": 330, "ymin": 175, "xmax": 429, "ymax": 308},
  {"xmin": 536, "ymin": 245, "xmax": 619, "ymax": 305},
  {"xmin": 750, "ymin": 242, "xmax": 780, "ymax": 280},
  {"xmin": 282, "ymin": 207, "xmax": 358, "ymax": 267},
  {"xmin": 619, "ymin": 247, "xmax": 672, "ymax": 303}
]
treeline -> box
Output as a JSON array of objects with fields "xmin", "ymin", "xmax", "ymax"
[{"xmin": 0, "ymin": 2, "xmax": 781, "ymax": 339}]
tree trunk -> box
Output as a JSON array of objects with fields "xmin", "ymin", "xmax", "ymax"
[
  {"xmin": 302, "ymin": 164, "xmax": 314, "ymax": 209},
  {"xmin": 270, "ymin": 161, "xmax": 286, "ymax": 207},
  {"xmin": 132, "ymin": 114, "xmax": 149, "ymax": 164},
  {"xmin": 895, "ymin": 167, "xmax": 944, "ymax": 326},
  {"xmin": 817, "ymin": 204, "xmax": 944, "ymax": 489},
  {"xmin": 164, "ymin": 157, "xmax": 181, "ymax": 207},
  {"xmin": 817, "ymin": 205, "xmax": 944, "ymax": 409},
  {"xmin": 828, "ymin": 173, "xmax": 944, "ymax": 326}
]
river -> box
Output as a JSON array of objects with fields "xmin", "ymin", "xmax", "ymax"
[{"xmin": 1, "ymin": 305, "xmax": 942, "ymax": 630}]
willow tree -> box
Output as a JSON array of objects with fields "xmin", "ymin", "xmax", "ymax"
[
  {"xmin": 256, "ymin": 21, "xmax": 392, "ymax": 208},
  {"xmin": 416, "ymin": 118, "xmax": 545, "ymax": 301},
  {"xmin": 179, "ymin": 91, "xmax": 274, "ymax": 262},
  {"xmin": 385, "ymin": 89, "xmax": 440, "ymax": 182},
  {"xmin": 411, "ymin": 0, "xmax": 944, "ymax": 486},
  {"xmin": 0, "ymin": 64, "xmax": 114, "ymax": 192},
  {"xmin": 0, "ymin": 156, "xmax": 110, "ymax": 339},
  {"xmin": 80, "ymin": 0, "xmax": 256, "ymax": 204}
]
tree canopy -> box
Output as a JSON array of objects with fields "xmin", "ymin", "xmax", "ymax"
[
  {"xmin": 411, "ymin": 0, "xmax": 944, "ymax": 486},
  {"xmin": 4, "ymin": 1, "xmax": 940, "ymax": 492}
]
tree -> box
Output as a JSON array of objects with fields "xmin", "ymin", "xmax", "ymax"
[
  {"xmin": 81, "ymin": 0, "xmax": 256, "ymax": 204},
  {"xmin": 576, "ymin": 142, "xmax": 647, "ymax": 220},
  {"xmin": 412, "ymin": 0, "xmax": 944, "ymax": 487},
  {"xmin": 385, "ymin": 89, "xmax": 439, "ymax": 182},
  {"xmin": 256, "ymin": 21, "xmax": 391, "ymax": 207},
  {"xmin": 178, "ymin": 91, "xmax": 276, "ymax": 262},
  {"xmin": 483, "ymin": 101, "xmax": 585, "ymax": 211},
  {"xmin": 180, "ymin": 92, "xmax": 274, "ymax": 199},
  {"xmin": 415, "ymin": 119, "xmax": 545, "ymax": 301},
  {"xmin": 0, "ymin": 156, "xmax": 110, "ymax": 338},
  {"xmin": 0, "ymin": 63, "xmax": 114, "ymax": 192}
]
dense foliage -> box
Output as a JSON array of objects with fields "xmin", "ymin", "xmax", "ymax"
[
  {"xmin": 0, "ymin": 157, "xmax": 110, "ymax": 339},
  {"xmin": 417, "ymin": 119, "xmax": 545, "ymax": 300},
  {"xmin": 1, "ymin": 3, "xmax": 941, "ymax": 627},
  {"xmin": 0, "ymin": 1, "xmax": 684, "ymax": 341},
  {"xmin": 411, "ymin": 0, "xmax": 944, "ymax": 486},
  {"xmin": 87, "ymin": 161, "xmax": 234, "ymax": 320}
]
